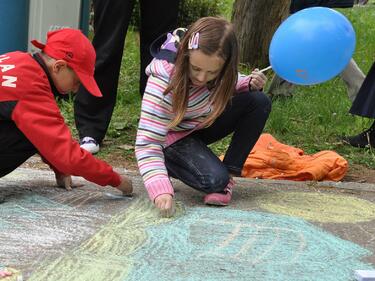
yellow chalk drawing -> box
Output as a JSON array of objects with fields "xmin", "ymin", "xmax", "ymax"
[
  {"xmin": 0, "ymin": 268, "xmax": 22, "ymax": 281},
  {"xmin": 257, "ymin": 191, "xmax": 375, "ymax": 223},
  {"xmin": 27, "ymin": 200, "xmax": 184, "ymax": 281},
  {"xmin": 1, "ymin": 170, "xmax": 25, "ymax": 181}
]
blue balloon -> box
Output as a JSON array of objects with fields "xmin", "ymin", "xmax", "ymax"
[{"xmin": 269, "ymin": 7, "xmax": 356, "ymax": 85}]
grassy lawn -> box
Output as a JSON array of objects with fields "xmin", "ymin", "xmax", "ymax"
[{"xmin": 60, "ymin": 1, "xmax": 375, "ymax": 169}]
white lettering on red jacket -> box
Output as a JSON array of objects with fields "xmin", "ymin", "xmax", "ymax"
[
  {"xmin": 0, "ymin": 55, "xmax": 17, "ymax": 88},
  {"xmin": 0, "ymin": 55, "xmax": 10, "ymax": 63},
  {"xmin": 1, "ymin": 76, "xmax": 17, "ymax": 88}
]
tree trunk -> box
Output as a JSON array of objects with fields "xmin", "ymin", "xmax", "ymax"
[{"xmin": 232, "ymin": 0, "xmax": 291, "ymax": 69}]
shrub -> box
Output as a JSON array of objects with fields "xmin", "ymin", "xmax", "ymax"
[
  {"xmin": 129, "ymin": 0, "xmax": 226, "ymax": 30},
  {"xmin": 178, "ymin": 0, "xmax": 223, "ymax": 27}
]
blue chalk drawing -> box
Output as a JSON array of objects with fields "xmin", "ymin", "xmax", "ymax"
[
  {"xmin": 128, "ymin": 208, "xmax": 373, "ymax": 281},
  {"xmin": 0, "ymin": 218, "xmax": 16, "ymax": 229},
  {"xmin": 0, "ymin": 194, "xmax": 72, "ymax": 226}
]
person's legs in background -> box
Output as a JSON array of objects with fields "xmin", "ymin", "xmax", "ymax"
[
  {"xmin": 343, "ymin": 121, "xmax": 375, "ymax": 148},
  {"xmin": 74, "ymin": 0, "xmax": 134, "ymax": 154},
  {"xmin": 75, "ymin": 0, "xmax": 180, "ymax": 154},
  {"xmin": 340, "ymin": 58, "xmax": 366, "ymax": 102},
  {"xmin": 342, "ymin": 61, "xmax": 375, "ymax": 148},
  {"xmin": 354, "ymin": 0, "xmax": 369, "ymax": 6},
  {"xmin": 139, "ymin": 0, "xmax": 180, "ymax": 95}
]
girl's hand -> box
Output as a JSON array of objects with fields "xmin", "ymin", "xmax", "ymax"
[
  {"xmin": 155, "ymin": 194, "xmax": 175, "ymax": 218},
  {"xmin": 249, "ymin": 68, "xmax": 267, "ymax": 91}
]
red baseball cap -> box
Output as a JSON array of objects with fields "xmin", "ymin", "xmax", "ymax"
[{"xmin": 31, "ymin": 28, "xmax": 102, "ymax": 97}]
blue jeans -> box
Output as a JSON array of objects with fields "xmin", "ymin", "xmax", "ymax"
[{"xmin": 163, "ymin": 91, "xmax": 271, "ymax": 194}]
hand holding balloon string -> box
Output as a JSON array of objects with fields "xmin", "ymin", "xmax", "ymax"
[{"xmin": 249, "ymin": 66, "xmax": 271, "ymax": 90}]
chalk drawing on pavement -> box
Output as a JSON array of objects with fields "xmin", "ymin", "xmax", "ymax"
[
  {"xmin": 256, "ymin": 191, "xmax": 375, "ymax": 223},
  {"xmin": 26, "ymin": 200, "xmax": 184, "ymax": 281},
  {"xmin": 0, "ymin": 193, "xmax": 116, "ymax": 271},
  {"xmin": 24, "ymin": 200, "xmax": 373, "ymax": 281},
  {"xmin": 129, "ymin": 207, "xmax": 373, "ymax": 281},
  {"xmin": 0, "ymin": 267, "xmax": 22, "ymax": 281}
]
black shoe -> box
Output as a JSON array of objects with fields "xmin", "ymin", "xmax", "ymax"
[{"xmin": 342, "ymin": 125, "xmax": 375, "ymax": 148}]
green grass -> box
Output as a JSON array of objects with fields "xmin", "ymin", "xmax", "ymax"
[{"xmin": 60, "ymin": 1, "xmax": 375, "ymax": 168}]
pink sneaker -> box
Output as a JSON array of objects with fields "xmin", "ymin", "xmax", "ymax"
[{"xmin": 203, "ymin": 189, "xmax": 232, "ymax": 206}]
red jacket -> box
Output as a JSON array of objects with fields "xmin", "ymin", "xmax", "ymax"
[{"xmin": 0, "ymin": 51, "xmax": 121, "ymax": 187}]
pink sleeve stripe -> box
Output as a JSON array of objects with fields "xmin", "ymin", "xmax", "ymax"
[
  {"xmin": 136, "ymin": 136, "xmax": 164, "ymax": 144},
  {"xmin": 142, "ymin": 101, "xmax": 170, "ymax": 115},
  {"xmin": 147, "ymin": 80, "xmax": 168, "ymax": 91},
  {"xmin": 140, "ymin": 117, "xmax": 168, "ymax": 128},
  {"xmin": 138, "ymin": 161, "xmax": 165, "ymax": 169}
]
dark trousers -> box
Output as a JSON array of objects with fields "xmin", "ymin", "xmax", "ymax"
[
  {"xmin": 163, "ymin": 91, "xmax": 272, "ymax": 194},
  {"xmin": 74, "ymin": 0, "xmax": 180, "ymax": 143},
  {"xmin": 350, "ymin": 61, "xmax": 375, "ymax": 118},
  {"xmin": 0, "ymin": 121, "xmax": 37, "ymax": 178},
  {"xmin": 290, "ymin": 0, "xmax": 354, "ymax": 13}
]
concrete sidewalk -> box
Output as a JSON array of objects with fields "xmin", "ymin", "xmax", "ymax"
[{"xmin": 1, "ymin": 168, "xmax": 375, "ymax": 281}]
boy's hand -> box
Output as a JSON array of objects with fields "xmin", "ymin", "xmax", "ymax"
[
  {"xmin": 249, "ymin": 68, "xmax": 267, "ymax": 90},
  {"xmin": 116, "ymin": 175, "xmax": 133, "ymax": 196},
  {"xmin": 155, "ymin": 194, "xmax": 175, "ymax": 218},
  {"xmin": 55, "ymin": 173, "xmax": 83, "ymax": 190}
]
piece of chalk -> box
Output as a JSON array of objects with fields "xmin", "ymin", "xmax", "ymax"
[
  {"xmin": 354, "ymin": 270, "xmax": 375, "ymax": 281},
  {"xmin": 104, "ymin": 192, "xmax": 132, "ymax": 199}
]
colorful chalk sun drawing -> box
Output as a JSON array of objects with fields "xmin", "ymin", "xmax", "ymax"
[{"xmin": 25, "ymin": 200, "xmax": 373, "ymax": 281}]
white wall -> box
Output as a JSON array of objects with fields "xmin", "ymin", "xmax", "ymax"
[{"xmin": 28, "ymin": 0, "xmax": 81, "ymax": 52}]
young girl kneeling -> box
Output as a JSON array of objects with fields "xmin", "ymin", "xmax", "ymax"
[{"xmin": 135, "ymin": 17, "xmax": 271, "ymax": 217}]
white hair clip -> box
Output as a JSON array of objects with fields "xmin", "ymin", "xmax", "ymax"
[{"xmin": 188, "ymin": 32, "xmax": 200, "ymax": 50}]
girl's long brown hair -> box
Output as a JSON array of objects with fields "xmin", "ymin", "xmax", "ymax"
[{"xmin": 164, "ymin": 17, "xmax": 239, "ymax": 128}]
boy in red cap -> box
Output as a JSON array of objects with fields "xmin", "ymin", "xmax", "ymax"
[{"xmin": 0, "ymin": 28, "xmax": 132, "ymax": 194}]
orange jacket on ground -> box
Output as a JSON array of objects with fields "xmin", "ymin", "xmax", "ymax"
[{"xmin": 241, "ymin": 134, "xmax": 348, "ymax": 181}]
